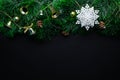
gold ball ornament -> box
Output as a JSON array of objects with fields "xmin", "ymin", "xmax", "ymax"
[{"xmin": 70, "ymin": 11, "xmax": 76, "ymax": 17}]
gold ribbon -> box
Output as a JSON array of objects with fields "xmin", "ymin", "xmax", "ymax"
[{"xmin": 23, "ymin": 23, "xmax": 33, "ymax": 33}]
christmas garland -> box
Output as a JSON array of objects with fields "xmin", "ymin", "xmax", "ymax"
[{"xmin": 0, "ymin": 0, "xmax": 120, "ymax": 40}]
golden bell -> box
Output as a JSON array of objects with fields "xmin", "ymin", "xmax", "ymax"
[
  {"xmin": 29, "ymin": 28, "xmax": 36, "ymax": 35},
  {"xmin": 49, "ymin": 6, "xmax": 58, "ymax": 18},
  {"xmin": 40, "ymin": 10, "xmax": 43, "ymax": 15},
  {"xmin": 20, "ymin": 6, "xmax": 28, "ymax": 15},
  {"xmin": 52, "ymin": 12, "xmax": 58, "ymax": 18},
  {"xmin": 5, "ymin": 21, "xmax": 12, "ymax": 29}
]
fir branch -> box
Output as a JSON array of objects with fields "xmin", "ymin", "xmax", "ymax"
[
  {"xmin": 74, "ymin": 0, "xmax": 81, "ymax": 9},
  {"xmin": 0, "ymin": 10, "xmax": 21, "ymax": 28},
  {"xmin": 30, "ymin": 2, "xmax": 52, "ymax": 23}
]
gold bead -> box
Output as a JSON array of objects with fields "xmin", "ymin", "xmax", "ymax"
[
  {"xmin": 14, "ymin": 16, "xmax": 19, "ymax": 22},
  {"xmin": 70, "ymin": 11, "xmax": 76, "ymax": 17}
]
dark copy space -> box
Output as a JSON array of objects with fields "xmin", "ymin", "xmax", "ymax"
[{"xmin": 0, "ymin": 34, "xmax": 119, "ymax": 79}]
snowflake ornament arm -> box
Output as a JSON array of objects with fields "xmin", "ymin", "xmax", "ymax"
[{"xmin": 76, "ymin": 4, "xmax": 99, "ymax": 30}]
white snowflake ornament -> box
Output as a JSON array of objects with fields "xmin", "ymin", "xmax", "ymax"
[{"xmin": 76, "ymin": 4, "xmax": 99, "ymax": 30}]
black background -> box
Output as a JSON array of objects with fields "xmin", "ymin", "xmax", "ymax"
[{"xmin": 0, "ymin": 33, "xmax": 119, "ymax": 80}]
